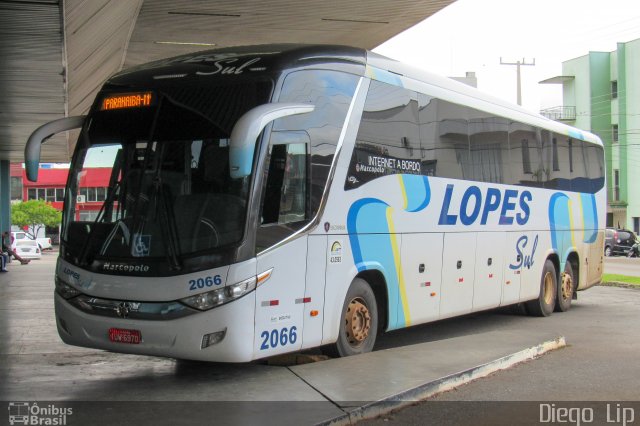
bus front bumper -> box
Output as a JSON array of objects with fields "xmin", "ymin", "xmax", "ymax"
[{"xmin": 54, "ymin": 292, "xmax": 257, "ymax": 362}]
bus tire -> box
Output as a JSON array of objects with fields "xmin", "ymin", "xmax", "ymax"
[
  {"xmin": 332, "ymin": 278, "xmax": 378, "ymax": 357},
  {"xmin": 525, "ymin": 259, "xmax": 557, "ymax": 317},
  {"xmin": 555, "ymin": 262, "xmax": 574, "ymax": 312}
]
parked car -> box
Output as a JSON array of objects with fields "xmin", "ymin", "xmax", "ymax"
[
  {"xmin": 604, "ymin": 227, "xmax": 637, "ymax": 256},
  {"xmin": 13, "ymin": 239, "xmax": 41, "ymax": 260},
  {"xmin": 11, "ymin": 231, "xmax": 52, "ymax": 251},
  {"xmin": 36, "ymin": 236, "xmax": 52, "ymax": 251}
]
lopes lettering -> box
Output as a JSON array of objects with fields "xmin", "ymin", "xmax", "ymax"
[{"xmin": 438, "ymin": 184, "xmax": 532, "ymax": 226}]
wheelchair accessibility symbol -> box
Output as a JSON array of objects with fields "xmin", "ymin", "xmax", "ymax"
[{"xmin": 132, "ymin": 234, "xmax": 151, "ymax": 257}]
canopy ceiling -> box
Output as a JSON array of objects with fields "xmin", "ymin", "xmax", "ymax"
[{"xmin": 0, "ymin": 0, "xmax": 453, "ymax": 162}]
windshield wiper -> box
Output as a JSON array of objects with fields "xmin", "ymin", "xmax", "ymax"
[
  {"xmin": 155, "ymin": 177, "xmax": 182, "ymax": 271},
  {"xmin": 145, "ymin": 140, "xmax": 182, "ymax": 271},
  {"xmin": 78, "ymin": 180, "xmax": 122, "ymax": 266},
  {"xmin": 78, "ymin": 149, "xmax": 124, "ymax": 266}
]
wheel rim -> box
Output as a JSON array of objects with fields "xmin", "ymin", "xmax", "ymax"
[
  {"xmin": 561, "ymin": 272, "xmax": 573, "ymax": 301},
  {"xmin": 345, "ymin": 297, "xmax": 371, "ymax": 347},
  {"xmin": 543, "ymin": 272, "xmax": 554, "ymax": 305}
]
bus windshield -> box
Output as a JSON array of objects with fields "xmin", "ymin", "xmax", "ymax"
[{"xmin": 63, "ymin": 80, "xmax": 272, "ymax": 272}]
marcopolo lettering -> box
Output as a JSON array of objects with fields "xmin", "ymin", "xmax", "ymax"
[
  {"xmin": 438, "ymin": 184, "xmax": 532, "ymax": 226},
  {"xmin": 102, "ymin": 262, "xmax": 150, "ymax": 273}
]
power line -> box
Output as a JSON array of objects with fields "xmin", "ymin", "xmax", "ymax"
[{"xmin": 500, "ymin": 57, "xmax": 535, "ymax": 106}]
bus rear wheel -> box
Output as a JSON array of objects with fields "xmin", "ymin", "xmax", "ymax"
[
  {"xmin": 555, "ymin": 262, "xmax": 574, "ymax": 312},
  {"xmin": 332, "ymin": 278, "xmax": 378, "ymax": 357},
  {"xmin": 525, "ymin": 259, "xmax": 557, "ymax": 317}
]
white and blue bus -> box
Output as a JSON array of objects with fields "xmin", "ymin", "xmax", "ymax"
[{"xmin": 25, "ymin": 45, "xmax": 605, "ymax": 362}]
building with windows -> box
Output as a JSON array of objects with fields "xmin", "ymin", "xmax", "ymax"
[
  {"xmin": 10, "ymin": 163, "xmax": 111, "ymax": 221},
  {"xmin": 540, "ymin": 38, "xmax": 640, "ymax": 233}
]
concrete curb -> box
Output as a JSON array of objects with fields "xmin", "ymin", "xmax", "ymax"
[
  {"xmin": 318, "ymin": 336, "xmax": 566, "ymax": 426},
  {"xmin": 599, "ymin": 282, "xmax": 640, "ymax": 290}
]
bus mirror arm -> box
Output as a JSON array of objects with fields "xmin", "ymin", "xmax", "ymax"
[
  {"xmin": 24, "ymin": 116, "xmax": 86, "ymax": 182},
  {"xmin": 229, "ymin": 103, "xmax": 314, "ymax": 179}
]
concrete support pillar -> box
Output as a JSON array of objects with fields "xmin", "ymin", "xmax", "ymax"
[{"xmin": 0, "ymin": 160, "xmax": 11, "ymax": 233}]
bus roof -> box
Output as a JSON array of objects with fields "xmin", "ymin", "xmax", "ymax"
[
  {"xmin": 365, "ymin": 51, "xmax": 603, "ymax": 147},
  {"xmin": 108, "ymin": 44, "xmax": 601, "ymax": 147},
  {"xmin": 108, "ymin": 44, "xmax": 366, "ymax": 85}
]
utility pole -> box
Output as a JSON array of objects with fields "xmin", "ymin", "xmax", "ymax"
[{"xmin": 500, "ymin": 57, "xmax": 535, "ymax": 106}]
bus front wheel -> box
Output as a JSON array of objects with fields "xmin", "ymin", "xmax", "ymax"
[
  {"xmin": 332, "ymin": 278, "xmax": 378, "ymax": 357},
  {"xmin": 526, "ymin": 259, "xmax": 557, "ymax": 317}
]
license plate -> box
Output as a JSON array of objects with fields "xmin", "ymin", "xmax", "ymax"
[{"xmin": 108, "ymin": 328, "xmax": 142, "ymax": 344}]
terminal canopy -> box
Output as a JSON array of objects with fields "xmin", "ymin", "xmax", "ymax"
[{"xmin": 0, "ymin": 0, "xmax": 453, "ymax": 163}]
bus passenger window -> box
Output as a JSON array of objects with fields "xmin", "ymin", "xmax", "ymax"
[
  {"xmin": 262, "ymin": 144, "xmax": 287, "ymax": 224},
  {"xmin": 261, "ymin": 142, "xmax": 308, "ymax": 225},
  {"xmin": 256, "ymin": 140, "xmax": 309, "ymax": 252},
  {"xmin": 276, "ymin": 69, "xmax": 358, "ymax": 215},
  {"xmin": 278, "ymin": 143, "xmax": 307, "ymax": 223}
]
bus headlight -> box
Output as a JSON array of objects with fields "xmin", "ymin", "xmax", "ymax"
[
  {"xmin": 55, "ymin": 276, "xmax": 82, "ymax": 299},
  {"xmin": 180, "ymin": 276, "xmax": 256, "ymax": 311}
]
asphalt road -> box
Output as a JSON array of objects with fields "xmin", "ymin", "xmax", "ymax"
[
  {"xmin": 604, "ymin": 255, "xmax": 640, "ymax": 277},
  {"xmin": 3, "ymin": 251, "xmax": 638, "ymax": 426},
  {"xmin": 360, "ymin": 283, "xmax": 640, "ymax": 425}
]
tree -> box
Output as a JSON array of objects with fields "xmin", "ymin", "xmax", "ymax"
[{"xmin": 11, "ymin": 200, "xmax": 62, "ymax": 239}]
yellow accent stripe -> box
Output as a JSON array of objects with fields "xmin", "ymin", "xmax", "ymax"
[
  {"xmin": 386, "ymin": 207, "xmax": 411, "ymax": 326},
  {"xmin": 398, "ymin": 175, "xmax": 408, "ymax": 210},
  {"xmin": 578, "ymin": 195, "xmax": 585, "ymax": 243},
  {"xmin": 365, "ymin": 65, "xmax": 376, "ymax": 79}
]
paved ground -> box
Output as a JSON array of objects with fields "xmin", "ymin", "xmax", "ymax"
[
  {"xmin": 361, "ymin": 284, "xmax": 640, "ymax": 425},
  {"xmin": 1, "ymin": 251, "xmax": 638, "ymax": 425},
  {"xmin": 604, "ymin": 255, "xmax": 640, "ymax": 276}
]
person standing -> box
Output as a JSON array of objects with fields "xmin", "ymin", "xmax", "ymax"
[{"xmin": 2, "ymin": 231, "xmax": 30, "ymax": 265}]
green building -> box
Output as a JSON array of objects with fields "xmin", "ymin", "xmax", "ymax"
[{"xmin": 541, "ymin": 38, "xmax": 640, "ymax": 233}]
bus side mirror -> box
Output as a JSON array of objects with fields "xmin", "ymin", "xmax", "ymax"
[
  {"xmin": 24, "ymin": 116, "xmax": 86, "ymax": 182},
  {"xmin": 229, "ymin": 103, "xmax": 314, "ymax": 179}
]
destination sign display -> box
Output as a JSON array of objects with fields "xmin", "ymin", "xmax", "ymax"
[{"xmin": 101, "ymin": 92, "xmax": 154, "ymax": 111}]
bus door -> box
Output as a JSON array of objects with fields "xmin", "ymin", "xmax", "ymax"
[
  {"xmin": 519, "ymin": 232, "xmax": 545, "ymax": 301},
  {"xmin": 253, "ymin": 137, "xmax": 310, "ymax": 358},
  {"xmin": 585, "ymin": 230, "xmax": 604, "ymax": 286},
  {"xmin": 503, "ymin": 231, "xmax": 538, "ymax": 305},
  {"xmin": 301, "ymin": 235, "xmax": 327, "ymax": 349},
  {"xmin": 401, "ymin": 233, "xmax": 444, "ymax": 325},
  {"xmin": 473, "ymin": 232, "xmax": 506, "ymax": 311},
  {"xmin": 254, "ymin": 237, "xmax": 307, "ymax": 357},
  {"xmin": 440, "ymin": 232, "xmax": 477, "ymax": 318}
]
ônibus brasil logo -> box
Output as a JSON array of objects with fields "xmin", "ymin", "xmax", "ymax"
[{"xmin": 7, "ymin": 402, "xmax": 73, "ymax": 425}]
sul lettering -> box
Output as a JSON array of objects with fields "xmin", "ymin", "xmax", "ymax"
[
  {"xmin": 196, "ymin": 58, "xmax": 261, "ymax": 76},
  {"xmin": 510, "ymin": 235, "xmax": 538, "ymax": 270}
]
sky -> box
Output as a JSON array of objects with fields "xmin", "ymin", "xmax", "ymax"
[{"xmin": 374, "ymin": 0, "xmax": 640, "ymax": 112}]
